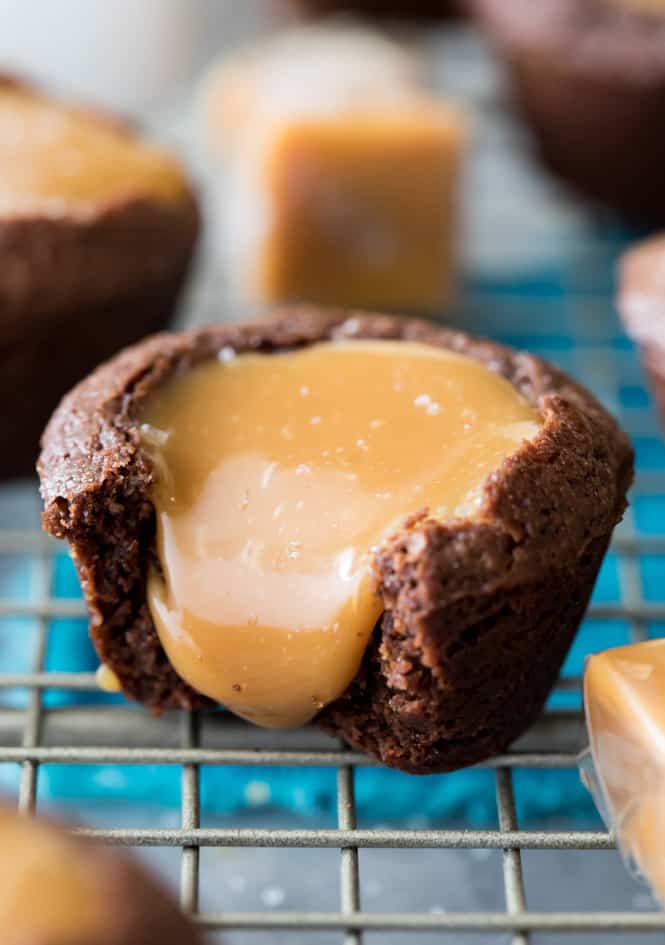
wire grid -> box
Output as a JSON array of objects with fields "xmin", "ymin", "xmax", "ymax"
[
  {"xmin": 2, "ymin": 26, "xmax": 665, "ymax": 945},
  {"xmin": 1, "ymin": 306, "xmax": 665, "ymax": 944}
]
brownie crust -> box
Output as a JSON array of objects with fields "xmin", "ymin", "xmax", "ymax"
[
  {"xmin": 39, "ymin": 309, "xmax": 633, "ymax": 773},
  {"xmin": 1, "ymin": 77, "xmax": 199, "ymax": 478},
  {"xmin": 472, "ymin": 0, "xmax": 665, "ymax": 222}
]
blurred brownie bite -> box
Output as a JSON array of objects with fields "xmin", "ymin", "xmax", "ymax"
[
  {"xmin": 0, "ymin": 76, "xmax": 199, "ymax": 478},
  {"xmin": 473, "ymin": 0, "xmax": 665, "ymax": 222},
  {"xmin": 0, "ymin": 805, "xmax": 203, "ymax": 945}
]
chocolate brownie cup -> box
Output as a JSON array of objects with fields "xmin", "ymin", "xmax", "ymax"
[
  {"xmin": 618, "ymin": 233, "xmax": 665, "ymax": 424},
  {"xmin": 472, "ymin": 0, "xmax": 665, "ymax": 222},
  {"xmin": 0, "ymin": 806, "xmax": 202, "ymax": 945},
  {"xmin": 0, "ymin": 75, "xmax": 199, "ymax": 479},
  {"xmin": 38, "ymin": 309, "xmax": 632, "ymax": 774},
  {"xmin": 291, "ymin": 0, "xmax": 464, "ymax": 19}
]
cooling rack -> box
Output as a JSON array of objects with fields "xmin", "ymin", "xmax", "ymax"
[
  {"xmin": 2, "ymin": 279, "xmax": 665, "ymax": 943},
  {"xmin": 2, "ymin": 23, "xmax": 665, "ymax": 945},
  {"xmin": 1, "ymin": 506, "xmax": 665, "ymax": 945}
]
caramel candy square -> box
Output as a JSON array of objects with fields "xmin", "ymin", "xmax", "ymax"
[
  {"xmin": 228, "ymin": 102, "xmax": 465, "ymax": 312},
  {"xmin": 204, "ymin": 25, "xmax": 466, "ymax": 312}
]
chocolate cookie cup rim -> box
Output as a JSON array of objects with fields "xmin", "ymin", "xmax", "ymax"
[
  {"xmin": 2, "ymin": 183, "xmax": 199, "ymax": 225},
  {"xmin": 0, "ymin": 71, "xmax": 200, "ymax": 325},
  {"xmin": 38, "ymin": 309, "xmax": 633, "ymax": 733},
  {"xmin": 0, "ymin": 192, "xmax": 200, "ymax": 330},
  {"xmin": 472, "ymin": 0, "xmax": 665, "ymax": 83}
]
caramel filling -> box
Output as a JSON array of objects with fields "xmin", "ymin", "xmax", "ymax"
[
  {"xmin": 0, "ymin": 86, "xmax": 188, "ymax": 215},
  {"xmin": 585, "ymin": 641, "xmax": 665, "ymax": 902},
  {"xmin": 0, "ymin": 810, "xmax": 105, "ymax": 941},
  {"xmin": 96, "ymin": 663, "xmax": 122, "ymax": 693},
  {"xmin": 143, "ymin": 340, "xmax": 541, "ymax": 728}
]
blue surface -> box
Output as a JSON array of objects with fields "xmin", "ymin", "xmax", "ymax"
[{"xmin": 0, "ymin": 222, "xmax": 660, "ymax": 826}]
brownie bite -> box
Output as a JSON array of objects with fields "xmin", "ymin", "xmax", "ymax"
[
  {"xmin": 0, "ymin": 75, "xmax": 199, "ymax": 479},
  {"xmin": 472, "ymin": 0, "xmax": 665, "ymax": 222},
  {"xmin": 0, "ymin": 806, "xmax": 202, "ymax": 945},
  {"xmin": 618, "ymin": 233, "xmax": 665, "ymax": 424},
  {"xmin": 290, "ymin": 0, "xmax": 464, "ymax": 19},
  {"xmin": 39, "ymin": 309, "xmax": 632, "ymax": 774}
]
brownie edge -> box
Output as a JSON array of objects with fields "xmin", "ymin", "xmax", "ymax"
[
  {"xmin": 38, "ymin": 309, "xmax": 633, "ymax": 774},
  {"xmin": 472, "ymin": 0, "xmax": 665, "ymax": 222},
  {"xmin": 290, "ymin": 0, "xmax": 465, "ymax": 20}
]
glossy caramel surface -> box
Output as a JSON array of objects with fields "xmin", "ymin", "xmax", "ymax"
[
  {"xmin": 0, "ymin": 85, "xmax": 188, "ymax": 215},
  {"xmin": 143, "ymin": 340, "xmax": 541, "ymax": 728}
]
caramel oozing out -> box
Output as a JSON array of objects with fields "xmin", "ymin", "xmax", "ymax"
[
  {"xmin": 0, "ymin": 809, "xmax": 105, "ymax": 941},
  {"xmin": 96, "ymin": 663, "xmax": 122, "ymax": 693},
  {"xmin": 585, "ymin": 640, "xmax": 665, "ymax": 903},
  {"xmin": 142, "ymin": 340, "xmax": 541, "ymax": 728},
  {"xmin": 0, "ymin": 86, "xmax": 188, "ymax": 215}
]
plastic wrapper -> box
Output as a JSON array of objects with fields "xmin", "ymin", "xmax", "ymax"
[{"xmin": 584, "ymin": 640, "xmax": 665, "ymax": 904}]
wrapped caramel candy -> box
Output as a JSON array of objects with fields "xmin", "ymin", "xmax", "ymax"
[{"xmin": 585, "ymin": 640, "xmax": 665, "ymax": 902}]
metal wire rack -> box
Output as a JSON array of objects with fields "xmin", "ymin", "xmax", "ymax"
[
  {"xmin": 0, "ymin": 385, "xmax": 663, "ymax": 934},
  {"xmin": 2, "ymin": 23, "xmax": 665, "ymax": 945}
]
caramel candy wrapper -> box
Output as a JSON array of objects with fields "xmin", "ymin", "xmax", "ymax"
[{"xmin": 584, "ymin": 640, "xmax": 665, "ymax": 903}]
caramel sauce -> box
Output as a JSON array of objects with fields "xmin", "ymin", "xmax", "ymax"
[
  {"xmin": 0, "ymin": 86, "xmax": 188, "ymax": 215},
  {"xmin": 143, "ymin": 340, "xmax": 541, "ymax": 728},
  {"xmin": 585, "ymin": 640, "xmax": 665, "ymax": 902},
  {"xmin": 96, "ymin": 663, "xmax": 122, "ymax": 693}
]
